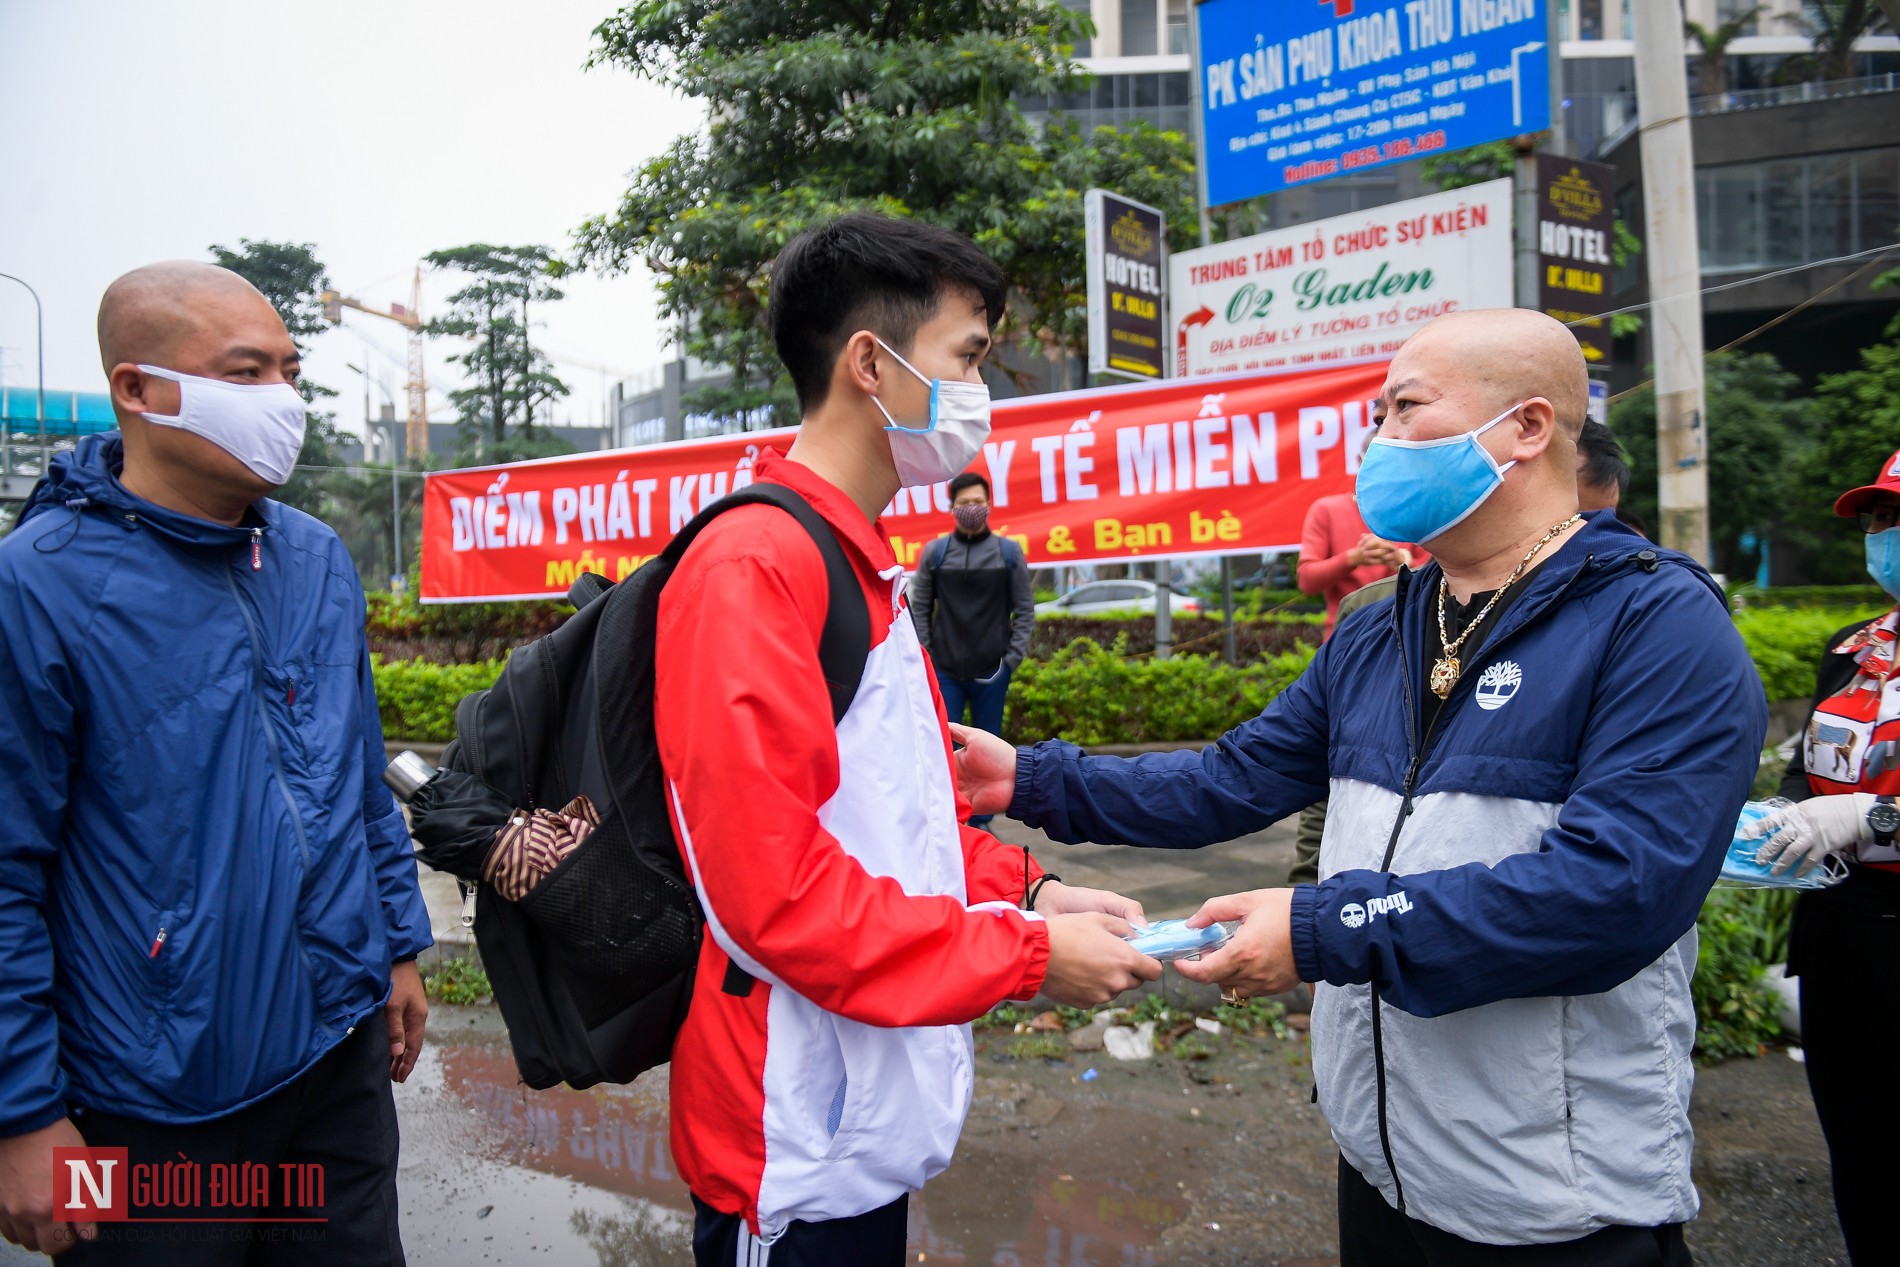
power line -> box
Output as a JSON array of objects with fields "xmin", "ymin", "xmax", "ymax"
[
  {"xmin": 1606, "ymin": 245, "xmax": 1898, "ymax": 404},
  {"xmin": 1576, "ymin": 242, "xmax": 1899, "ymax": 329}
]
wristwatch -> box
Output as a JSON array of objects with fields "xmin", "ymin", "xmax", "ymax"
[{"xmin": 1868, "ymin": 796, "xmax": 1900, "ymax": 849}]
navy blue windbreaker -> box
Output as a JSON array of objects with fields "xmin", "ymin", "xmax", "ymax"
[
  {"xmin": 1012, "ymin": 512, "xmax": 1767, "ymax": 1242},
  {"xmin": 0, "ymin": 436, "xmax": 431, "ymax": 1134}
]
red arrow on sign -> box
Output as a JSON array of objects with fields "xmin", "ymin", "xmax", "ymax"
[{"xmin": 1177, "ymin": 305, "xmax": 1217, "ymax": 377}]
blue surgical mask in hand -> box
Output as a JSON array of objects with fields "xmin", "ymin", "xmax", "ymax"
[
  {"xmin": 1722, "ymin": 800, "xmax": 1849, "ymax": 890},
  {"xmin": 1124, "ymin": 919, "xmax": 1236, "ymax": 962}
]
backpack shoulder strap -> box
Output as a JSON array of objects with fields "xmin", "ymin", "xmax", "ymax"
[
  {"xmin": 927, "ymin": 535, "xmax": 950, "ymax": 575},
  {"xmin": 667, "ymin": 482, "xmax": 871, "ymax": 725}
]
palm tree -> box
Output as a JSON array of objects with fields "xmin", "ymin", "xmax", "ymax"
[
  {"xmin": 1779, "ymin": 1, "xmax": 1893, "ymax": 84},
  {"xmin": 1685, "ymin": 6, "xmax": 1763, "ymax": 99}
]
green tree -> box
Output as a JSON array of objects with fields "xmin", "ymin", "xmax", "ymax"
[
  {"xmin": 1778, "ymin": 0, "xmax": 1892, "ymax": 83},
  {"xmin": 424, "ymin": 244, "xmax": 571, "ymax": 457},
  {"xmin": 1418, "ymin": 139, "xmax": 1515, "ymax": 191},
  {"xmin": 208, "ymin": 238, "xmax": 346, "ymax": 521},
  {"xmin": 1798, "ymin": 304, "xmax": 1900, "ymax": 581},
  {"xmin": 1610, "ymin": 351, "xmax": 1819, "ymax": 578},
  {"xmin": 573, "ymin": 0, "xmax": 1199, "ymax": 420},
  {"xmin": 1685, "ymin": 6, "xmax": 1763, "ymax": 98}
]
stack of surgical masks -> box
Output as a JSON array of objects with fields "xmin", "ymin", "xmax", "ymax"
[
  {"xmin": 1124, "ymin": 919, "xmax": 1236, "ymax": 962},
  {"xmin": 1720, "ymin": 799, "xmax": 1850, "ymax": 890}
]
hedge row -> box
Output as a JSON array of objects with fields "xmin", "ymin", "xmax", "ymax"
[
  {"xmin": 1732, "ymin": 604, "xmax": 1886, "ymax": 702},
  {"xmin": 372, "ymin": 604, "xmax": 1889, "ymax": 742},
  {"xmin": 1727, "ymin": 584, "xmax": 1888, "ymax": 610},
  {"xmin": 1003, "ymin": 638, "xmax": 1317, "ymax": 746},
  {"xmin": 366, "ymin": 591, "xmax": 568, "ymax": 663},
  {"xmin": 372, "ymin": 657, "xmax": 505, "ymax": 746},
  {"xmin": 1028, "ymin": 614, "xmax": 1320, "ymax": 662}
]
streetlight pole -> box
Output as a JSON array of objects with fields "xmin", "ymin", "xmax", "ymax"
[
  {"xmin": 372, "ymin": 428, "xmax": 403, "ymax": 591},
  {"xmin": 353, "ymin": 361, "xmax": 405, "ymax": 591},
  {"xmin": 0, "ymin": 272, "xmax": 46, "ymax": 450}
]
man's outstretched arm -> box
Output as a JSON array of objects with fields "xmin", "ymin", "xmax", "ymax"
[{"xmin": 951, "ymin": 635, "xmax": 1336, "ymax": 849}]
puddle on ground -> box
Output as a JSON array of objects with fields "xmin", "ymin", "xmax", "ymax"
[{"xmin": 400, "ymin": 1040, "xmax": 1185, "ymax": 1266}]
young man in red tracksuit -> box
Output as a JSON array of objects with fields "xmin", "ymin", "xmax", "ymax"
[{"xmin": 653, "ymin": 213, "xmax": 1162, "ymax": 1266}]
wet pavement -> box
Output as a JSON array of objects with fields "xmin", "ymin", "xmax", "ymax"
[
  {"xmin": 0, "ymin": 1002, "xmax": 1848, "ymax": 1266},
  {"xmin": 384, "ymin": 1003, "xmax": 1845, "ymax": 1267}
]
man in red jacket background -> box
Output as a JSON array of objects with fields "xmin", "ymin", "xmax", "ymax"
[
  {"xmin": 1296, "ymin": 491, "xmax": 1423, "ymax": 638},
  {"xmin": 653, "ymin": 213, "xmax": 1160, "ymax": 1267}
]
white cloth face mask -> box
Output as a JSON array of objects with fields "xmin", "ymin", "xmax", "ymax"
[
  {"xmin": 870, "ymin": 337, "xmax": 992, "ymax": 488},
  {"xmin": 136, "ymin": 364, "xmax": 308, "ymax": 486}
]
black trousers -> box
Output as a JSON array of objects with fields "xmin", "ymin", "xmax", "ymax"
[
  {"xmin": 1337, "ymin": 1157, "xmax": 1691, "ymax": 1267},
  {"xmin": 65, "ymin": 1022, "xmax": 403, "ymax": 1267},
  {"xmin": 692, "ymin": 1194, "xmax": 907, "ymax": 1266},
  {"xmin": 1793, "ymin": 888, "xmax": 1900, "ymax": 1266}
]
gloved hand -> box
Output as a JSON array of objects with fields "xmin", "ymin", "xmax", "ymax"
[{"xmin": 1740, "ymin": 793, "xmax": 1873, "ymax": 876}]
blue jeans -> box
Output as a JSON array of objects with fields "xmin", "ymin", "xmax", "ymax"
[{"xmin": 938, "ymin": 665, "xmax": 1011, "ymax": 828}]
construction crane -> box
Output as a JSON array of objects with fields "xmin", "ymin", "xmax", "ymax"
[{"xmin": 321, "ymin": 267, "xmax": 429, "ymax": 457}]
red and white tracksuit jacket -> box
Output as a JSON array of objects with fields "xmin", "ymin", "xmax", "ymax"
[{"xmin": 654, "ymin": 450, "xmax": 1051, "ymax": 1239}]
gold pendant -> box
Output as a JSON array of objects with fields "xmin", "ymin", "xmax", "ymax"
[{"xmin": 1430, "ymin": 656, "xmax": 1460, "ymax": 698}]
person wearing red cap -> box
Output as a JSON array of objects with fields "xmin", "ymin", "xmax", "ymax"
[{"xmin": 1746, "ymin": 446, "xmax": 1900, "ymax": 1265}]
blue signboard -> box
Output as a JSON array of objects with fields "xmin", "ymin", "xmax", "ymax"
[{"xmin": 1196, "ymin": 0, "xmax": 1551, "ymax": 206}]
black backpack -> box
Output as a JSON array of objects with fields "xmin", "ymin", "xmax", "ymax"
[{"xmin": 409, "ymin": 482, "xmax": 870, "ymax": 1090}]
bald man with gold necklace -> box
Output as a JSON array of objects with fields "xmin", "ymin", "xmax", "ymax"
[{"xmin": 953, "ymin": 309, "xmax": 1767, "ymax": 1264}]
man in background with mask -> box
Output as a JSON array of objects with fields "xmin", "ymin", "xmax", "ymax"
[
  {"xmin": 0, "ymin": 262, "xmax": 431, "ymax": 1263},
  {"xmin": 652, "ymin": 212, "xmax": 1158, "ymax": 1266},
  {"xmin": 906, "ymin": 471, "xmax": 1034, "ymax": 828},
  {"xmin": 952, "ymin": 308, "xmax": 1765, "ymax": 1263}
]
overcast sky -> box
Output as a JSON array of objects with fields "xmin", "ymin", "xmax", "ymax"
[{"xmin": 0, "ymin": 0, "xmax": 702, "ymax": 441}]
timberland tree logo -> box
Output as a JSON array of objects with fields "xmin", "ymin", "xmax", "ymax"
[
  {"xmin": 1474, "ymin": 661, "xmax": 1523, "ymax": 711},
  {"xmin": 1340, "ymin": 892, "xmax": 1414, "ymax": 929}
]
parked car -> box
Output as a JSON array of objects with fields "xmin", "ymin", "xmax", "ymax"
[
  {"xmin": 1233, "ymin": 555, "xmax": 1296, "ymax": 590},
  {"xmin": 1035, "ymin": 580, "xmax": 1202, "ymax": 617}
]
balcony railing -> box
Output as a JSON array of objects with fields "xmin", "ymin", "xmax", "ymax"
[{"xmin": 1600, "ymin": 72, "xmax": 1900, "ymax": 154}]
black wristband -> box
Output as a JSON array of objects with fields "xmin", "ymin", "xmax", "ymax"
[{"xmin": 1025, "ymin": 873, "xmax": 1062, "ymax": 911}]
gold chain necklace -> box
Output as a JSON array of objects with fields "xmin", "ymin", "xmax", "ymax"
[{"xmin": 1431, "ymin": 515, "xmax": 1582, "ymax": 699}]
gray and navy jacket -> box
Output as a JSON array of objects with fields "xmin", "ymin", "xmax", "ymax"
[
  {"xmin": 1012, "ymin": 512, "xmax": 1767, "ymax": 1244},
  {"xmin": 907, "ymin": 530, "xmax": 1034, "ymax": 679}
]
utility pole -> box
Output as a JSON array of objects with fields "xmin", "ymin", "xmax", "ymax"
[
  {"xmin": 1184, "ymin": 0, "xmax": 1222, "ymax": 661},
  {"xmin": 1632, "ymin": 0, "xmax": 1710, "ymax": 562}
]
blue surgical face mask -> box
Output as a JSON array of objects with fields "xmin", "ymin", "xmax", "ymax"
[
  {"xmin": 1867, "ymin": 527, "xmax": 1900, "ymax": 599},
  {"xmin": 1353, "ymin": 403, "xmax": 1522, "ymax": 544},
  {"xmin": 1720, "ymin": 801, "xmax": 1848, "ymax": 890}
]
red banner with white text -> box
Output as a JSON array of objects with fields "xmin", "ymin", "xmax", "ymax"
[{"xmin": 420, "ymin": 360, "xmax": 1389, "ymax": 602}]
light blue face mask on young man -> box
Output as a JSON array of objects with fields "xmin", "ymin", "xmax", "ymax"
[{"xmin": 1354, "ymin": 403, "xmax": 1523, "ymax": 544}]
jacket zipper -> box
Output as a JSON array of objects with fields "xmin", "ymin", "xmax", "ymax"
[
  {"xmin": 149, "ymin": 927, "xmax": 168, "ymax": 959},
  {"xmin": 223, "ymin": 567, "xmax": 320, "ymax": 989},
  {"xmin": 251, "ymin": 527, "xmax": 264, "ymax": 571},
  {"xmin": 1365, "ymin": 556, "xmax": 1596, "ymax": 1215}
]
